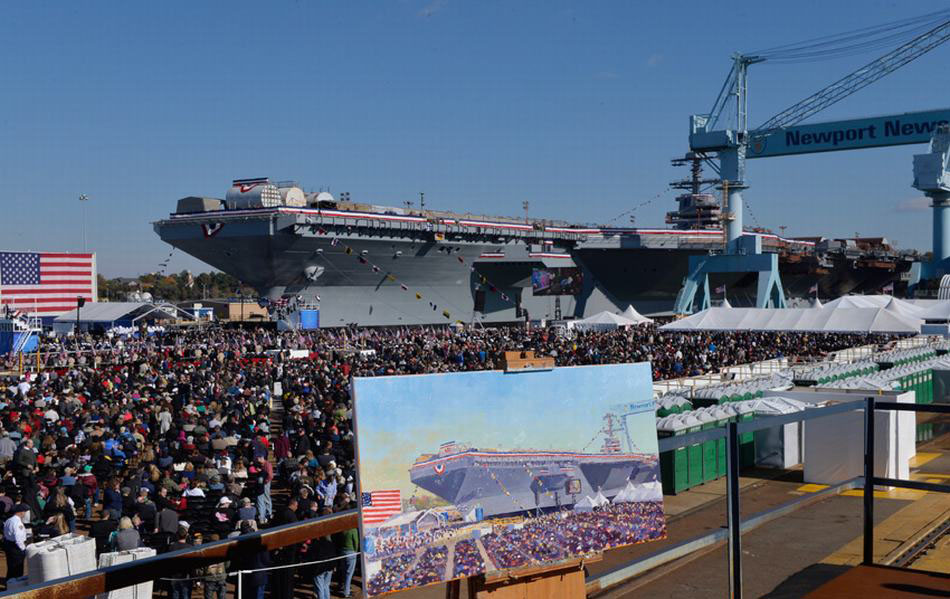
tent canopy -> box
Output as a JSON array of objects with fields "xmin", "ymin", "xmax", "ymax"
[
  {"xmin": 661, "ymin": 295, "xmax": 921, "ymax": 334},
  {"xmin": 572, "ymin": 307, "xmax": 652, "ymax": 331},
  {"xmin": 920, "ymin": 299, "xmax": 950, "ymax": 321},
  {"xmin": 53, "ymin": 302, "xmax": 193, "ymax": 332}
]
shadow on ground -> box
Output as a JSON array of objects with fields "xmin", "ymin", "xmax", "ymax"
[{"xmin": 759, "ymin": 563, "xmax": 850, "ymax": 598}]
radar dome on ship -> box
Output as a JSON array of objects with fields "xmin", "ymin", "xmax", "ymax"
[
  {"xmin": 316, "ymin": 191, "xmax": 335, "ymax": 203},
  {"xmin": 279, "ymin": 186, "xmax": 306, "ymax": 207}
]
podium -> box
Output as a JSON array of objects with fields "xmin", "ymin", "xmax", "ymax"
[{"xmin": 446, "ymin": 557, "xmax": 598, "ymax": 599}]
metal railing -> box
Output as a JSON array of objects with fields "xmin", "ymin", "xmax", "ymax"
[
  {"xmin": 587, "ymin": 397, "xmax": 946, "ymax": 598},
  {"xmin": 6, "ymin": 400, "xmax": 946, "ymax": 599},
  {"xmin": 0, "ymin": 510, "xmax": 358, "ymax": 599}
]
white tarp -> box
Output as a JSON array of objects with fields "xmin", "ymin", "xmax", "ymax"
[
  {"xmin": 661, "ymin": 295, "xmax": 922, "ymax": 334},
  {"xmin": 765, "ymin": 389, "xmax": 914, "ymax": 485}
]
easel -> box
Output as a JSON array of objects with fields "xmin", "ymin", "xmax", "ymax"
[{"xmin": 445, "ymin": 556, "xmax": 600, "ymax": 599}]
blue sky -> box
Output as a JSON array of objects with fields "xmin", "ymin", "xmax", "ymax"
[
  {"xmin": 1, "ymin": 1, "xmax": 947, "ymax": 277},
  {"xmin": 353, "ymin": 363, "xmax": 655, "ymax": 497}
]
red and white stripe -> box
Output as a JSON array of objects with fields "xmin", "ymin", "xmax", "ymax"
[
  {"xmin": 167, "ymin": 207, "xmax": 817, "ymax": 247},
  {"xmin": 0, "ymin": 253, "xmax": 96, "ymax": 315},
  {"xmin": 362, "ymin": 489, "xmax": 402, "ymax": 525}
]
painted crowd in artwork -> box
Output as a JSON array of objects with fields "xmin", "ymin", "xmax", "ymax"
[{"xmin": 353, "ymin": 363, "xmax": 667, "ymax": 596}]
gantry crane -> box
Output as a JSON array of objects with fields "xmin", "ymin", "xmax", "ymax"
[{"xmin": 675, "ymin": 12, "xmax": 950, "ymax": 313}]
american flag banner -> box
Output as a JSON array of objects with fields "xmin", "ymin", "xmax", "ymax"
[
  {"xmin": 0, "ymin": 252, "xmax": 96, "ymax": 315},
  {"xmin": 361, "ymin": 489, "xmax": 402, "ymax": 525}
]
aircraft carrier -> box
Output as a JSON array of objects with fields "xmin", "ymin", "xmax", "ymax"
[
  {"xmin": 408, "ymin": 417, "xmax": 659, "ymax": 519},
  {"xmin": 153, "ymin": 177, "xmax": 917, "ymax": 326}
]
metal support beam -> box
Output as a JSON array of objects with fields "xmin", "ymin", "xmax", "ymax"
[
  {"xmin": 673, "ymin": 244, "xmax": 786, "ymax": 314},
  {"xmin": 727, "ymin": 421, "xmax": 742, "ymax": 599},
  {"xmin": 726, "ymin": 422, "xmax": 742, "ymax": 599},
  {"xmin": 863, "ymin": 397, "xmax": 875, "ymax": 566}
]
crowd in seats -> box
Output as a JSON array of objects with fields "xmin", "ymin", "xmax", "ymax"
[{"xmin": 0, "ymin": 323, "xmax": 896, "ymax": 594}]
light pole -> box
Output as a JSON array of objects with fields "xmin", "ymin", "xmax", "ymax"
[{"xmin": 79, "ymin": 194, "xmax": 90, "ymax": 252}]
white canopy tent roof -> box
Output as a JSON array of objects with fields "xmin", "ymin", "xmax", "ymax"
[
  {"xmin": 52, "ymin": 302, "xmax": 194, "ymax": 333},
  {"xmin": 661, "ymin": 295, "xmax": 922, "ymax": 334},
  {"xmin": 571, "ymin": 308, "xmax": 652, "ymax": 331},
  {"xmin": 919, "ymin": 299, "xmax": 950, "ymax": 321},
  {"xmin": 621, "ymin": 305, "xmax": 654, "ymax": 324},
  {"xmin": 573, "ymin": 496, "xmax": 597, "ymax": 512}
]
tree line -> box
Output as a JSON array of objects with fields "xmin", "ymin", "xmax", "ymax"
[{"xmin": 97, "ymin": 271, "xmax": 257, "ymax": 303}]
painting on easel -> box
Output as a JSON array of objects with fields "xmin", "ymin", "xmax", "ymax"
[{"xmin": 353, "ymin": 362, "xmax": 666, "ymax": 596}]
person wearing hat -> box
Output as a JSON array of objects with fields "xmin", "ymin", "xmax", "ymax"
[
  {"xmin": 3, "ymin": 504, "xmax": 30, "ymax": 582},
  {"xmin": 211, "ymin": 496, "xmax": 236, "ymax": 536}
]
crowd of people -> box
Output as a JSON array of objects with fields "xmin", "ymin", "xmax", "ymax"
[
  {"xmin": 365, "ymin": 500, "xmax": 668, "ymax": 595},
  {"xmin": 452, "ymin": 539, "xmax": 485, "ymax": 578},
  {"xmin": 0, "ymin": 322, "xmax": 898, "ymax": 595}
]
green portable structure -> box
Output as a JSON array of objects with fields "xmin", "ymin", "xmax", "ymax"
[
  {"xmin": 657, "ymin": 415, "xmax": 689, "ymax": 495},
  {"xmin": 694, "ymin": 409, "xmax": 719, "ymax": 484}
]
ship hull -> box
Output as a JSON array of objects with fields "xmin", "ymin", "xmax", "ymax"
[
  {"xmin": 155, "ymin": 209, "xmax": 915, "ymax": 325},
  {"xmin": 409, "ymin": 453, "xmax": 660, "ymax": 518}
]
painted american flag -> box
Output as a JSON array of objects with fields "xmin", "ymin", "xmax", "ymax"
[
  {"xmin": 361, "ymin": 489, "xmax": 402, "ymax": 525},
  {"xmin": 0, "ymin": 252, "xmax": 97, "ymax": 315}
]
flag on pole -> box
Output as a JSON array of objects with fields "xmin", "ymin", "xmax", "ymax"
[
  {"xmin": 714, "ymin": 285, "xmax": 726, "ymax": 294},
  {"xmin": 808, "ymin": 283, "xmax": 819, "ymax": 294}
]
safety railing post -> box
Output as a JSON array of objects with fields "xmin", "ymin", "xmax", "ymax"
[
  {"xmin": 863, "ymin": 396, "xmax": 875, "ymax": 565},
  {"xmin": 727, "ymin": 421, "xmax": 742, "ymax": 599}
]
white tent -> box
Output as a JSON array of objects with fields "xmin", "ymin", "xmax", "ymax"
[
  {"xmin": 612, "ymin": 480, "xmax": 663, "ymax": 503},
  {"xmin": 573, "ymin": 496, "xmax": 596, "ymax": 512},
  {"xmin": 661, "ymin": 296, "xmax": 922, "ymax": 334},
  {"xmin": 611, "ymin": 481, "xmax": 636, "ymax": 504},
  {"xmin": 592, "ymin": 490, "xmax": 610, "ymax": 508},
  {"xmin": 920, "ymin": 299, "xmax": 950, "ymax": 321},
  {"xmin": 572, "ymin": 309, "xmax": 651, "ymax": 331},
  {"xmin": 621, "ymin": 305, "xmax": 654, "ymax": 325}
]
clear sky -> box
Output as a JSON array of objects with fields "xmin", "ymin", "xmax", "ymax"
[
  {"xmin": 353, "ymin": 362, "xmax": 656, "ymax": 497},
  {"xmin": 1, "ymin": 1, "xmax": 947, "ymax": 277}
]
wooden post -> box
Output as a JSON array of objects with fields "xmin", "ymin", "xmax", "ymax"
[{"xmin": 446, "ymin": 579, "xmax": 461, "ymax": 599}]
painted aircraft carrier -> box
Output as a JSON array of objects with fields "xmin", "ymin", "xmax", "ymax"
[
  {"xmin": 153, "ymin": 176, "xmax": 917, "ymax": 326},
  {"xmin": 407, "ymin": 420, "xmax": 659, "ymax": 518}
]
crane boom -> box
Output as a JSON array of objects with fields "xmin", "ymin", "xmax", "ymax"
[{"xmin": 754, "ymin": 19, "xmax": 950, "ymax": 133}]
